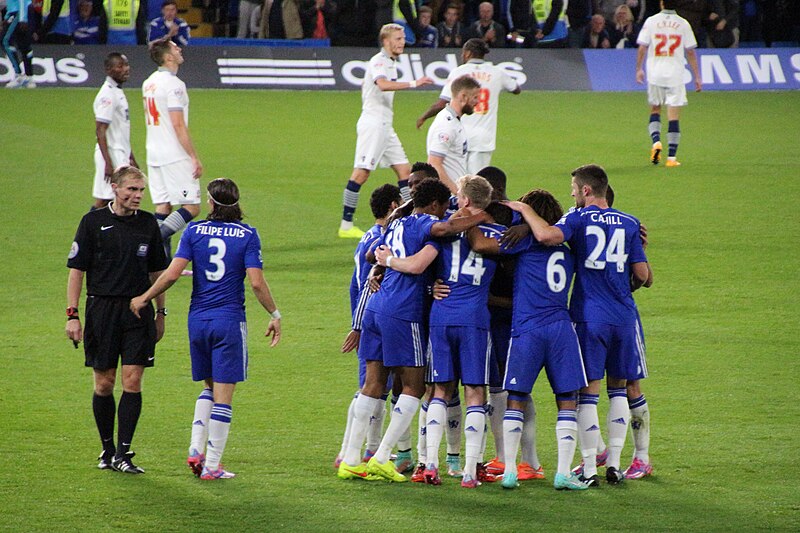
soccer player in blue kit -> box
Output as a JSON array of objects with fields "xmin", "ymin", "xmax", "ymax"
[
  {"xmin": 130, "ymin": 178, "xmax": 282, "ymax": 480},
  {"xmin": 337, "ymin": 178, "xmax": 489, "ymax": 482},
  {"xmin": 376, "ymin": 175, "xmax": 500, "ymax": 488},
  {"xmin": 335, "ymin": 184, "xmax": 402, "ymax": 469},
  {"xmin": 470, "ymin": 188, "xmax": 590, "ymax": 491},
  {"xmin": 510, "ymin": 165, "xmax": 651, "ymax": 486}
]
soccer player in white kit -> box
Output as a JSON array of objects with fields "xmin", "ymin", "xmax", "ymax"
[
  {"xmin": 92, "ymin": 53, "xmax": 138, "ymax": 210},
  {"xmin": 426, "ymin": 75, "xmax": 482, "ymax": 193},
  {"xmin": 636, "ymin": 0, "xmax": 701, "ymax": 167},
  {"xmin": 339, "ymin": 23, "xmax": 433, "ymax": 239},
  {"xmin": 418, "ymin": 39, "xmax": 520, "ymax": 176},
  {"xmin": 142, "ymin": 38, "xmax": 203, "ymax": 256}
]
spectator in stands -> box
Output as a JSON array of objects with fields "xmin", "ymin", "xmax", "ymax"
[
  {"xmin": 103, "ymin": 0, "xmax": 147, "ymax": 44},
  {"xmin": 262, "ymin": 0, "xmax": 303, "ymax": 38},
  {"xmin": 437, "ymin": 3, "xmax": 464, "ymax": 47},
  {"xmin": 300, "ymin": 0, "xmax": 337, "ymax": 39},
  {"xmin": 707, "ymin": 0, "xmax": 738, "ymax": 47},
  {"xmin": 73, "ymin": 0, "xmax": 106, "ymax": 44},
  {"xmin": 609, "ymin": 3, "xmax": 639, "ymax": 47},
  {"xmin": 582, "ymin": 13, "xmax": 610, "ymax": 47},
  {"xmin": 415, "ymin": 5, "xmax": 438, "ymax": 46},
  {"xmin": 520, "ymin": 0, "xmax": 569, "ymax": 48},
  {"xmin": 35, "ymin": 0, "xmax": 75, "ymax": 44},
  {"xmin": 599, "ymin": 0, "xmax": 641, "ymax": 24},
  {"xmin": 330, "ymin": 0, "xmax": 376, "ymax": 46},
  {"xmin": 674, "ymin": 0, "xmax": 714, "ymax": 45},
  {"xmin": 464, "ymin": 1, "xmax": 505, "ymax": 47},
  {"xmin": 238, "ymin": 0, "xmax": 262, "ymax": 37},
  {"xmin": 566, "ymin": 0, "xmax": 599, "ymax": 48},
  {"xmin": 148, "ymin": 0, "xmax": 190, "ymax": 45}
]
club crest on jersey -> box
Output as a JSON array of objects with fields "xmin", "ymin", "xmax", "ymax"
[
  {"xmin": 438, "ymin": 132, "xmax": 450, "ymax": 143},
  {"xmin": 182, "ymin": 190, "xmax": 188, "ymax": 197},
  {"xmin": 137, "ymin": 244, "xmax": 149, "ymax": 257},
  {"xmin": 68, "ymin": 241, "xmax": 79, "ymax": 259},
  {"xmin": 99, "ymin": 97, "xmax": 112, "ymax": 108}
]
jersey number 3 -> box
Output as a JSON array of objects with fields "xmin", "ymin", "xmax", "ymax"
[{"xmin": 206, "ymin": 238, "xmax": 227, "ymax": 281}]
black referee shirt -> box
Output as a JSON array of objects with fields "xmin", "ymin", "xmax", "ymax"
[{"xmin": 67, "ymin": 204, "xmax": 169, "ymax": 297}]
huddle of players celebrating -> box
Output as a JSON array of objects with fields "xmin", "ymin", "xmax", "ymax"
[
  {"xmin": 332, "ymin": 22, "xmax": 653, "ymax": 491},
  {"xmin": 336, "ymin": 163, "xmax": 653, "ymax": 491}
]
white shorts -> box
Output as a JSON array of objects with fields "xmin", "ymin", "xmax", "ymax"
[
  {"xmin": 466, "ymin": 151, "xmax": 493, "ymax": 175},
  {"xmin": 148, "ymin": 158, "xmax": 201, "ymax": 206},
  {"xmin": 647, "ymin": 84, "xmax": 688, "ymax": 107},
  {"xmin": 353, "ymin": 116, "xmax": 408, "ymax": 171},
  {"xmin": 93, "ymin": 147, "xmax": 130, "ymax": 200}
]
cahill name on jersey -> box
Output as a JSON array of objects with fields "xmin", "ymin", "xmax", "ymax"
[
  {"xmin": 142, "ymin": 69, "xmax": 190, "ymax": 166},
  {"xmin": 175, "ymin": 220, "xmax": 263, "ymax": 321},
  {"xmin": 555, "ymin": 206, "xmax": 648, "ymax": 326}
]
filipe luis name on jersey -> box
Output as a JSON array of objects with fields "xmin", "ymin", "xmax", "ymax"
[{"xmin": 193, "ymin": 225, "xmax": 247, "ymax": 238}]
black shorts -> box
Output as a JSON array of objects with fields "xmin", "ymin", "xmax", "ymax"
[{"xmin": 84, "ymin": 296, "xmax": 156, "ymax": 370}]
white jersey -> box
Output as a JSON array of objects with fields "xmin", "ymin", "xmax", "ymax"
[
  {"xmin": 142, "ymin": 68, "xmax": 190, "ymax": 166},
  {"xmin": 440, "ymin": 59, "xmax": 518, "ymax": 152},
  {"xmin": 637, "ymin": 10, "xmax": 697, "ymax": 87},
  {"xmin": 93, "ymin": 76, "xmax": 131, "ymax": 155},
  {"xmin": 360, "ymin": 50, "xmax": 398, "ymax": 123},
  {"xmin": 427, "ymin": 106, "xmax": 468, "ymax": 183}
]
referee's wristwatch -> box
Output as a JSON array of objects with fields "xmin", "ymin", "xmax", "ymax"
[
  {"xmin": 66, "ymin": 307, "xmax": 80, "ymax": 321},
  {"xmin": 156, "ymin": 308, "xmax": 168, "ymax": 317}
]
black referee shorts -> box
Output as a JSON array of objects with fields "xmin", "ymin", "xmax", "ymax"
[{"xmin": 84, "ymin": 296, "xmax": 156, "ymax": 370}]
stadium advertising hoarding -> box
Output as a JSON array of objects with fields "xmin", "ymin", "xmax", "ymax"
[{"xmin": 2, "ymin": 45, "xmax": 798, "ymax": 91}]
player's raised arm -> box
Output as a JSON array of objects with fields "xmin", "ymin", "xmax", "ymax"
[
  {"xmin": 504, "ymin": 201, "xmax": 564, "ymax": 246},
  {"xmin": 375, "ymin": 244, "xmax": 439, "ymax": 274}
]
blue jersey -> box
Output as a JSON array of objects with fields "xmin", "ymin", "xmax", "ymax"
[
  {"xmin": 366, "ymin": 213, "xmax": 439, "ymax": 322},
  {"xmin": 501, "ymin": 234, "xmax": 574, "ymax": 334},
  {"xmin": 349, "ymin": 223, "xmax": 382, "ymax": 315},
  {"xmin": 175, "ymin": 220, "xmax": 263, "ymax": 321},
  {"xmin": 556, "ymin": 205, "xmax": 647, "ymax": 325},
  {"xmin": 430, "ymin": 223, "xmax": 505, "ymax": 328}
]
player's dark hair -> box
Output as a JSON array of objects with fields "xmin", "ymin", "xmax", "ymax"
[
  {"xmin": 463, "ymin": 38, "xmax": 490, "ymax": 59},
  {"xmin": 662, "ymin": 0, "xmax": 678, "ymax": 10},
  {"xmin": 519, "ymin": 189, "xmax": 563, "ymax": 225},
  {"xmin": 104, "ymin": 52, "xmax": 127, "ymax": 71},
  {"xmin": 149, "ymin": 38, "xmax": 173, "ymax": 66},
  {"xmin": 477, "ymin": 166, "xmax": 507, "ymax": 200},
  {"xmin": 485, "ymin": 201, "xmax": 513, "ymax": 227},
  {"xmin": 419, "ymin": 5, "xmax": 432, "ymax": 15},
  {"xmin": 111, "ymin": 165, "xmax": 145, "ymax": 186},
  {"xmin": 412, "ymin": 178, "xmax": 451, "ymax": 209},
  {"xmin": 162, "ymin": 0, "xmax": 177, "ymax": 7},
  {"xmin": 207, "ymin": 178, "xmax": 244, "ymax": 222},
  {"xmin": 606, "ymin": 184, "xmax": 615, "ymax": 208},
  {"xmin": 370, "ymin": 184, "xmax": 402, "ymax": 219},
  {"xmin": 571, "ymin": 164, "xmax": 609, "ymax": 199},
  {"xmin": 451, "ymin": 75, "xmax": 481, "ymax": 96},
  {"xmin": 410, "ymin": 161, "xmax": 439, "ymax": 179}
]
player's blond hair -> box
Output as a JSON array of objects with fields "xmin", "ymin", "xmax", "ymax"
[
  {"xmin": 111, "ymin": 165, "xmax": 146, "ymax": 186},
  {"xmin": 379, "ymin": 23, "xmax": 405, "ymax": 45},
  {"xmin": 458, "ymin": 174, "xmax": 493, "ymax": 210}
]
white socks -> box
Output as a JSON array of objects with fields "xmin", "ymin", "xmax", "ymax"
[
  {"xmin": 521, "ymin": 399, "xmax": 540, "ymax": 468},
  {"xmin": 502, "ymin": 408, "xmax": 524, "ymax": 476},
  {"xmin": 206, "ymin": 403, "xmax": 232, "ymax": 470},
  {"xmin": 577, "ymin": 393, "xmax": 600, "ymax": 477},
  {"xmin": 374, "ymin": 394, "xmax": 419, "ymax": 464},
  {"xmin": 629, "ymin": 394, "xmax": 650, "ymax": 462},
  {"xmin": 425, "ymin": 398, "xmax": 447, "ymax": 468},
  {"xmin": 556, "ymin": 409, "xmax": 578, "ymax": 475},
  {"xmin": 343, "ymin": 394, "xmax": 381, "ymax": 466},
  {"xmin": 607, "ymin": 388, "xmax": 629, "ymax": 469},
  {"xmin": 463, "ymin": 406, "xmax": 485, "ymax": 479},
  {"xmin": 488, "ymin": 389, "xmax": 507, "ymax": 460},
  {"xmin": 189, "ymin": 388, "xmax": 213, "ymax": 455}
]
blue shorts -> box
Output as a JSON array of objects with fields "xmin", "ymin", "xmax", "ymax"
[
  {"xmin": 489, "ymin": 307, "xmax": 512, "ymax": 387},
  {"xmin": 429, "ymin": 325, "xmax": 491, "ymax": 386},
  {"xmin": 574, "ymin": 321, "xmax": 647, "ymax": 382},
  {"xmin": 359, "ymin": 310, "xmax": 426, "ymax": 368},
  {"xmin": 189, "ymin": 318, "xmax": 248, "ymax": 383},
  {"xmin": 503, "ymin": 320, "xmax": 587, "ymax": 395}
]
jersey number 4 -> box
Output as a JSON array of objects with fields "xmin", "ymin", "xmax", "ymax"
[
  {"xmin": 144, "ymin": 97, "xmax": 160, "ymax": 126},
  {"xmin": 654, "ymin": 34, "xmax": 681, "ymax": 57},
  {"xmin": 585, "ymin": 227, "xmax": 628, "ymax": 273}
]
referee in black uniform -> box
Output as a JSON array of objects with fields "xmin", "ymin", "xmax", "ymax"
[{"xmin": 66, "ymin": 166, "xmax": 169, "ymax": 474}]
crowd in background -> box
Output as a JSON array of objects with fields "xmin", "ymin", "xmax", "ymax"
[{"xmin": 3, "ymin": 0, "xmax": 799, "ymax": 47}]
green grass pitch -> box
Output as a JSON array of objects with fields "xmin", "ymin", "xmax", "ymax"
[{"xmin": 1, "ymin": 88, "xmax": 799, "ymax": 532}]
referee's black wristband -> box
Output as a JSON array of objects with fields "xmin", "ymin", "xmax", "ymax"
[
  {"xmin": 67, "ymin": 316, "xmax": 80, "ymax": 321},
  {"xmin": 156, "ymin": 308, "xmax": 168, "ymax": 317}
]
